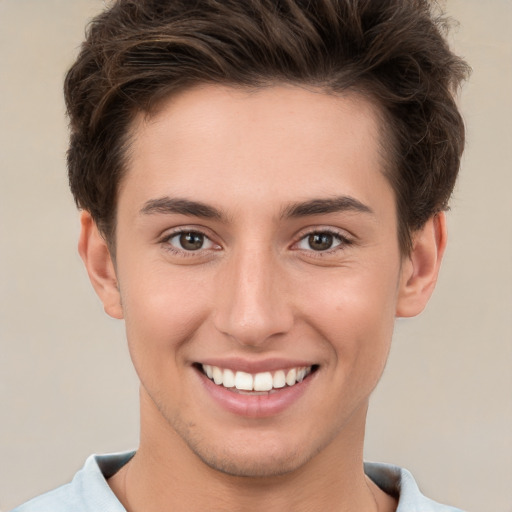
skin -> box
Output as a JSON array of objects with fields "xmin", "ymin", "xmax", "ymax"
[{"xmin": 80, "ymin": 84, "xmax": 446, "ymax": 511}]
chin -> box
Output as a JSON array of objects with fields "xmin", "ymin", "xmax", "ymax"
[
  {"xmin": 192, "ymin": 444, "xmax": 309, "ymax": 478},
  {"xmin": 177, "ymin": 422, "xmax": 332, "ymax": 479},
  {"xmin": 146, "ymin": 386, "xmax": 345, "ymax": 479}
]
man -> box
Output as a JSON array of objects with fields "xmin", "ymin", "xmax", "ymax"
[{"xmin": 12, "ymin": 0, "xmax": 469, "ymax": 510}]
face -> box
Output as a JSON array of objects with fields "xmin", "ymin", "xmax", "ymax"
[{"xmin": 101, "ymin": 85, "xmax": 413, "ymax": 477}]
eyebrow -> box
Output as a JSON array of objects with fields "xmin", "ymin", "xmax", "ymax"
[
  {"xmin": 281, "ymin": 196, "xmax": 373, "ymax": 218},
  {"xmin": 140, "ymin": 197, "xmax": 224, "ymax": 220},
  {"xmin": 139, "ymin": 195, "xmax": 373, "ymax": 221}
]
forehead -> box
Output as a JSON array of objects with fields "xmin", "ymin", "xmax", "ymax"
[
  {"xmin": 120, "ymin": 84, "xmax": 393, "ymax": 222},
  {"xmin": 134, "ymin": 84, "xmax": 384, "ymax": 157}
]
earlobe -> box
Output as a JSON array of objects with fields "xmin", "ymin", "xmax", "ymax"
[
  {"xmin": 78, "ymin": 211, "xmax": 123, "ymax": 319},
  {"xmin": 396, "ymin": 212, "xmax": 447, "ymax": 318}
]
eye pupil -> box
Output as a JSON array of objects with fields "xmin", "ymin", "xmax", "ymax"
[
  {"xmin": 308, "ymin": 233, "xmax": 333, "ymax": 251},
  {"xmin": 180, "ymin": 232, "xmax": 204, "ymax": 250}
]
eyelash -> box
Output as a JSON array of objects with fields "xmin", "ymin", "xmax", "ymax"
[
  {"xmin": 159, "ymin": 228, "xmax": 353, "ymax": 256},
  {"xmin": 160, "ymin": 229, "xmax": 219, "ymax": 257},
  {"xmin": 293, "ymin": 229, "xmax": 353, "ymax": 255}
]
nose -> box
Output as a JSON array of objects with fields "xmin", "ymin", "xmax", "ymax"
[{"xmin": 213, "ymin": 245, "xmax": 294, "ymax": 347}]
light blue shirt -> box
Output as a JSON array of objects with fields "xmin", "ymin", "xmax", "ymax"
[{"xmin": 11, "ymin": 452, "xmax": 465, "ymax": 511}]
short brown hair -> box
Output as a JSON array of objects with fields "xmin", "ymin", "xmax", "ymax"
[{"xmin": 64, "ymin": 0, "xmax": 470, "ymax": 252}]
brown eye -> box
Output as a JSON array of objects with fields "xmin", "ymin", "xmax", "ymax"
[
  {"xmin": 166, "ymin": 230, "xmax": 216, "ymax": 252},
  {"xmin": 179, "ymin": 232, "xmax": 204, "ymax": 250},
  {"xmin": 296, "ymin": 231, "xmax": 346, "ymax": 253},
  {"xmin": 166, "ymin": 229, "xmax": 221, "ymax": 257},
  {"xmin": 307, "ymin": 233, "xmax": 334, "ymax": 251}
]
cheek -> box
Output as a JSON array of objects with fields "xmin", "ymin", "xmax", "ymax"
[
  {"xmin": 118, "ymin": 269, "xmax": 213, "ymax": 412},
  {"xmin": 300, "ymin": 262, "xmax": 399, "ymax": 367},
  {"xmin": 119, "ymin": 265, "xmax": 211, "ymax": 359}
]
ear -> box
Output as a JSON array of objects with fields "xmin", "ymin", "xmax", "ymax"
[
  {"xmin": 78, "ymin": 211, "xmax": 123, "ymax": 319},
  {"xmin": 396, "ymin": 212, "xmax": 447, "ymax": 318}
]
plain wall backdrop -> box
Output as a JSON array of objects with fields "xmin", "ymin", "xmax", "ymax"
[{"xmin": 0, "ymin": 1, "xmax": 510, "ymax": 511}]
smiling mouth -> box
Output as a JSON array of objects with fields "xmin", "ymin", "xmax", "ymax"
[{"xmin": 196, "ymin": 364, "xmax": 319, "ymax": 394}]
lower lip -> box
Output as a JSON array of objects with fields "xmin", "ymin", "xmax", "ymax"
[{"xmin": 196, "ymin": 369, "xmax": 316, "ymax": 418}]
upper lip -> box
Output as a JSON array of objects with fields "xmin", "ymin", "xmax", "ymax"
[{"xmin": 195, "ymin": 357, "xmax": 317, "ymax": 374}]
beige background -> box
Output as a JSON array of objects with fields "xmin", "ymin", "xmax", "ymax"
[{"xmin": 0, "ymin": 1, "xmax": 510, "ymax": 511}]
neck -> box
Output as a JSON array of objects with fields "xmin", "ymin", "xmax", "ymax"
[{"xmin": 109, "ymin": 391, "xmax": 393, "ymax": 512}]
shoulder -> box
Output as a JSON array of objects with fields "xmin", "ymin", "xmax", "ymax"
[
  {"xmin": 9, "ymin": 452, "xmax": 135, "ymax": 512},
  {"xmin": 365, "ymin": 461, "xmax": 466, "ymax": 512},
  {"xmin": 10, "ymin": 482, "xmax": 78, "ymax": 512}
]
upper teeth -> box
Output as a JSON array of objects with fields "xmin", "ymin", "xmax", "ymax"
[{"xmin": 202, "ymin": 365, "xmax": 312, "ymax": 392}]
